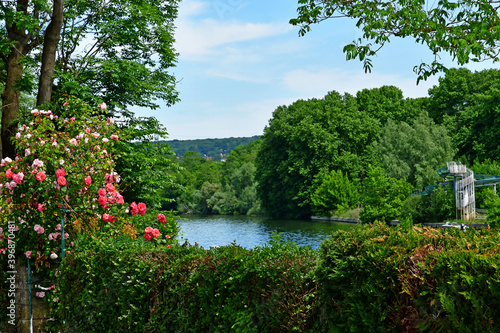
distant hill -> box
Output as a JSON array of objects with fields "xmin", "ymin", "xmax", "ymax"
[{"xmin": 162, "ymin": 135, "xmax": 261, "ymax": 161}]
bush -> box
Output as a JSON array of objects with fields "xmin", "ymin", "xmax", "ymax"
[
  {"xmin": 316, "ymin": 223, "xmax": 500, "ymax": 332},
  {"xmin": 311, "ymin": 169, "xmax": 359, "ymax": 217},
  {"xmin": 401, "ymin": 185, "xmax": 455, "ymax": 223},
  {"xmin": 17, "ymin": 223, "xmax": 500, "ymax": 332},
  {"xmin": 360, "ymin": 166, "xmax": 413, "ymax": 223},
  {"xmin": 54, "ymin": 236, "xmax": 321, "ymax": 332}
]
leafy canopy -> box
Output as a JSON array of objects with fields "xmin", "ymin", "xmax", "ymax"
[
  {"xmin": 291, "ymin": 0, "xmax": 500, "ymax": 82},
  {"xmin": 374, "ymin": 112, "xmax": 456, "ymax": 190}
]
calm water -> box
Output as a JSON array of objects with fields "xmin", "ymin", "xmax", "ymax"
[{"xmin": 177, "ymin": 215, "xmax": 356, "ymax": 249}]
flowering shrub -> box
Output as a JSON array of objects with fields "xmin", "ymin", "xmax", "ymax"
[{"xmin": 0, "ymin": 100, "xmax": 178, "ymax": 275}]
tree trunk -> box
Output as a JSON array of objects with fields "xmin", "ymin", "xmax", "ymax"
[
  {"xmin": 1, "ymin": 0, "xmax": 31, "ymax": 160},
  {"xmin": 1, "ymin": 50, "xmax": 24, "ymax": 160},
  {"xmin": 37, "ymin": 0, "xmax": 64, "ymax": 106}
]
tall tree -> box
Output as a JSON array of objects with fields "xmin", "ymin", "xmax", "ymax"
[
  {"xmin": 37, "ymin": 0, "xmax": 63, "ymax": 106},
  {"xmin": 374, "ymin": 112, "xmax": 456, "ymax": 190},
  {"xmin": 427, "ymin": 68, "xmax": 500, "ymax": 162},
  {"xmin": 255, "ymin": 91, "xmax": 379, "ymax": 219},
  {"xmin": 0, "ymin": 0, "xmax": 180, "ymax": 159},
  {"xmin": 1, "ymin": 0, "xmax": 47, "ymax": 158},
  {"xmin": 291, "ymin": 0, "xmax": 500, "ymax": 82}
]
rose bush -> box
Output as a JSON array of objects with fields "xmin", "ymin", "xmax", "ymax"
[{"xmin": 0, "ymin": 100, "xmax": 178, "ymax": 276}]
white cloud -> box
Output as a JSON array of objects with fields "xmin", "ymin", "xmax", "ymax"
[
  {"xmin": 174, "ymin": 1, "xmax": 294, "ymax": 61},
  {"xmin": 175, "ymin": 19, "xmax": 293, "ymax": 60},
  {"xmin": 179, "ymin": 1, "xmax": 210, "ymax": 17},
  {"xmin": 282, "ymin": 67, "xmax": 441, "ymax": 99}
]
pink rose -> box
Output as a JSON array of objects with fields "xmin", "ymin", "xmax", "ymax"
[
  {"xmin": 85, "ymin": 176, "xmax": 92, "ymax": 186},
  {"xmin": 145, "ymin": 227, "xmax": 153, "ymax": 234},
  {"xmin": 98, "ymin": 102, "xmax": 107, "ymax": 110},
  {"xmin": 116, "ymin": 194, "xmax": 124, "ymax": 205},
  {"xmin": 144, "ymin": 233, "xmax": 152, "ymax": 241},
  {"xmin": 25, "ymin": 251, "xmax": 32, "ymax": 259},
  {"xmin": 105, "ymin": 183, "xmax": 115, "ymax": 192},
  {"xmin": 98, "ymin": 196, "xmax": 107, "ymax": 207},
  {"xmin": 111, "ymin": 134, "xmax": 119, "ymax": 141},
  {"xmin": 105, "ymin": 173, "xmax": 113, "ymax": 183},
  {"xmin": 98, "ymin": 188, "xmax": 106, "ymax": 196},
  {"xmin": 57, "ymin": 176, "xmax": 67, "ymax": 186},
  {"xmin": 5, "ymin": 168, "xmax": 13, "ymax": 179},
  {"xmin": 138, "ymin": 202, "xmax": 146, "ymax": 216},
  {"xmin": 36, "ymin": 172, "xmax": 46, "ymax": 181},
  {"xmin": 157, "ymin": 214, "xmax": 166, "ymax": 224},
  {"xmin": 34, "ymin": 224, "xmax": 45, "ymax": 234},
  {"xmin": 13, "ymin": 172, "xmax": 24, "ymax": 185},
  {"xmin": 36, "ymin": 292, "xmax": 45, "ymax": 298},
  {"xmin": 37, "ymin": 203, "xmax": 44, "ymax": 212},
  {"xmin": 165, "ymin": 235, "xmax": 171, "ymax": 239},
  {"xmin": 130, "ymin": 202, "xmax": 138, "ymax": 216},
  {"xmin": 152, "ymin": 228, "xmax": 160, "ymax": 238},
  {"xmin": 55, "ymin": 168, "xmax": 66, "ymax": 177}
]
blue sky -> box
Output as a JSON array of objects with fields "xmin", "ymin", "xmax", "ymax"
[{"xmin": 134, "ymin": 0, "xmax": 500, "ymax": 140}]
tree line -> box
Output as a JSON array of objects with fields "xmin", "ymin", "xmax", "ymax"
[
  {"xmin": 163, "ymin": 140, "xmax": 264, "ymax": 216},
  {"xmin": 160, "ymin": 68, "xmax": 500, "ymax": 223},
  {"xmin": 164, "ymin": 136, "xmax": 260, "ymax": 161},
  {"xmin": 253, "ymin": 68, "xmax": 500, "ymax": 223}
]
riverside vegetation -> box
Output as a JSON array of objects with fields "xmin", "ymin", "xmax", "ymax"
[
  {"xmin": 3, "ymin": 0, "xmax": 500, "ymax": 330},
  {"xmin": 3, "ymin": 223, "xmax": 499, "ymax": 332},
  {"xmin": 3, "ymin": 71, "xmax": 500, "ymax": 331}
]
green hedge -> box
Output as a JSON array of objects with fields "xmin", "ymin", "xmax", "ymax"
[
  {"xmin": 317, "ymin": 224, "xmax": 500, "ymax": 332},
  {"xmin": 54, "ymin": 236, "xmax": 321, "ymax": 332},
  {"xmin": 7, "ymin": 224, "xmax": 500, "ymax": 332}
]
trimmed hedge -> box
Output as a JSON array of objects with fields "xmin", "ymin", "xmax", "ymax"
[
  {"xmin": 10, "ymin": 224, "xmax": 500, "ymax": 332},
  {"xmin": 54, "ymin": 236, "xmax": 321, "ymax": 332}
]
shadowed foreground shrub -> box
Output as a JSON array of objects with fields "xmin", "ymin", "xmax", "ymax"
[
  {"xmin": 48, "ymin": 224, "xmax": 500, "ymax": 332},
  {"xmin": 317, "ymin": 223, "xmax": 500, "ymax": 332}
]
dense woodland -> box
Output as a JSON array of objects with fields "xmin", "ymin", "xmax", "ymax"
[
  {"xmin": 164, "ymin": 136, "xmax": 260, "ymax": 161},
  {"xmin": 164, "ymin": 68, "xmax": 500, "ymax": 224}
]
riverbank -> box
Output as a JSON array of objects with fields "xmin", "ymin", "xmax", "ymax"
[{"xmin": 311, "ymin": 216, "xmax": 360, "ymax": 223}]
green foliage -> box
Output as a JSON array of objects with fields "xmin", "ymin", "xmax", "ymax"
[
  {"xmin": 172, "ymin": 142, "xmax": 264, "ymax": 216},
  {"xmin": 471, "ymin": 159, "xmax": 500, "ymax": 209},
  {"xmin": 401, "ymin": 186, "xmax": 456, "ymax": 223},
  {"xmin": 166, "ymin": 136, "xmax": 261, "ymax": 161},
  {"xmin": 355, "ymin": 86, "xmax": 424, "ymax": 124},
  {"xmin": 52, "ymin": 0, "xmax": 180, "ymax": 111},
  {"xmin": 317, "ymin": 223, "xmax": 500, "ymax": 332},
  {"xmin": 50, "ymin": 223, "xmax": 500, "ymax": 332},
  {"xmin": 471, "ymin": 158, "xmax": 500, "ymax": 176},
  {"xmin": 483, "ymin": 188, "xmax": 500, "ymax": 227},
  {"xmin": 374, "ymin": 112, "xmax": 456, "ymax": 190},
  {"xmin": 54, "ymin": 236, "xmax": 320, "ymax": 332},
  {"xmin": 114, "ymin": 116, "xmax": 180, "ymax": 210},
  {"xmin": 255, "ymin": 87, "xmax": 427, "ymax": 219},
  {"xmin": 427, "ymin": 68, "xmax": 500, "ymax": 163},
  {"xmin": 256, "ymin": 92, "xmax": 374, "ymax": 219},
  {"xmin": 291, "ymin": 0, "xmax": 500, "ymax": 82},
  {"xmin": 311, "ymin": 169, "xmax": 359, "ymax": 217},
  {"xmin": 360, "ymin": 166, "xmax": 413, "ymax": 223}
]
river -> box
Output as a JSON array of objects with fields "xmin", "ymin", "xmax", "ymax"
[{"xmin": 177, "ymin": 215, "xmax": 356, "ymax": 249}]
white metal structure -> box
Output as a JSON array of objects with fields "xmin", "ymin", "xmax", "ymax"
[{"xmin": 447, "ymin": 161, "xmax": 475, "ymax": 221}]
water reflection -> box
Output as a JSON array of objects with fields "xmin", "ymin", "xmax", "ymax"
[{"xmin": 177, "ymin": 215, "xmax": 356, "ymax": 249}]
